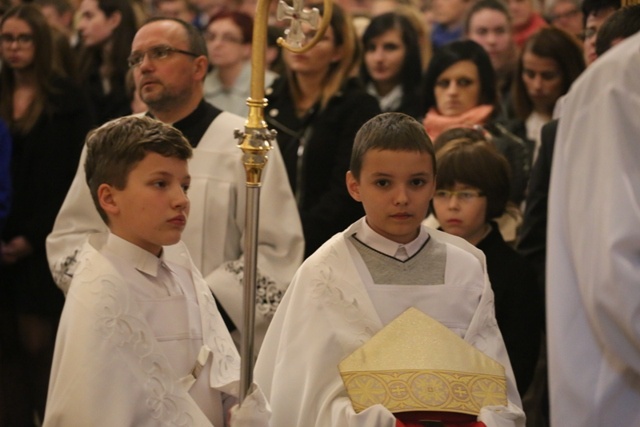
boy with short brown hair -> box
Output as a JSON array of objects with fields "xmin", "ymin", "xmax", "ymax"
[
  {"xmin": 44, "ymin": 116, "xmax": 269, "ymax": 427},
  {"xmin": 256, "ymin": 112, "xmax": 524, "ymax": 427}
]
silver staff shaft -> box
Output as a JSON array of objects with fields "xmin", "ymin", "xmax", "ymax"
[
  {"xmin": 239, "ymin": 185, "xmax": 260, "ymax": 403},
  {"xmin": 235, "ymin": 0, "xmax": 332, "ymax": 405}
]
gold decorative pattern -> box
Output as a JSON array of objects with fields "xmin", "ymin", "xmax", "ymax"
[
  {"xmin": 339, "ymin": 308, "xmax": 508, "ymax": 416},
  {"xmin": 342, "ymin": 369, "xmax": 506, "ymax": 415}
]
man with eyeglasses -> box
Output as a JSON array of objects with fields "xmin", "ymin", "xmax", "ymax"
[
  {"xmin": 546, "ymin": 0, "xmax": 584, "ymax": 39},
  {"xmin": 581, "ymin": 0, "xmax": 621, "ymax": 64},
  {"xmin": 47, "ymin": 17, "xmax": 303, "ymax": 358}
]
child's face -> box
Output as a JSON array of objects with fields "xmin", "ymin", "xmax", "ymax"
[
  {"xmin": 432, "ymin": 182, "xmax": 488, "ymax": 245},
  {"xmin": 347, "ymin": 149, "xmax": 435, "ymax": 244},
  {"xmin": 102, "ymin": 152, "xmax": 191, "ymax": 256}
]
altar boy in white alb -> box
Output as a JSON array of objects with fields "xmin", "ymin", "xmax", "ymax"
[
  {"xmin": 255, "ymin": 113, "xmax": 525, "ymax": 427},
  {"xmin": 43, "ymin": 116, "xmax": 269, "ymax": 427}
]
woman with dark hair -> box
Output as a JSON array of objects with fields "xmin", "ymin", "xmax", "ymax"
[
  {"xmin": 203, "ymin": 10, "xmax": 277, "ymax": 117},
  {"xmin": 0, "ymin": 4, "xmax": 94, "ymax": 423},
  {"xmin": 76, "ymin": 0, "xmax": 138, "ymax": 124},
  {"xmin": 265, "ymin": 2, "xmax": 380, "ymax": 258},
  {"xmin": 422, "ymin": 39, "xmax": 529, "ymax": 204},
  {"xmin": 510, "ymin": 27, "xmax": 585, "ymax": 163},
  {"xmin": 430, "ymin": 127, "xmax": 543, "ymax": 397},
  {"xmin": 360, "ymin": 11, "xmax": 423, "ymax": 119}
]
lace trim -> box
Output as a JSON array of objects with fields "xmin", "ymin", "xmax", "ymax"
[
  {"xmin": 199, "ymin": 288, "xmax": 240, "ymax": 387},
  {"xmin": 224, "ymin": 261, "xmax": 283, "ymax": 319},
  {"xmin": 89, "ymin": 273, "xmax": 195, "ymax": 425},
  {"xmin": 308, "ymin": 246, "xmax": 376, "ymax": 347},
  {"xmin": 52, "ymin": 249, "xmax": 79, "ymax": 289}
]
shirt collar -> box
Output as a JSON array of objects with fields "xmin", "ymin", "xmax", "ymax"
[
  {"xmin": 145, "ymin": 99, "xmax": 221, "ymax": 149},
  {"xmin": 104, "ymin": 233, "xmax": 171, "ymax": 278},
  {"xmin": 357, "ymin": 219, "xmax": 429, "ymax": 259}
]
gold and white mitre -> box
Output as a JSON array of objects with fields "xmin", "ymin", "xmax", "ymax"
[{"xmin": 339, "ymin": 307, "xmax": 507, "ymax": 415}]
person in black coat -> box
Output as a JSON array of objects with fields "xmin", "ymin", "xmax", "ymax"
[
  {"xmin": 265, "ymin": 3, "xmax": 381, "ymax": 258},
  {"xmin": 0, "ymin": 120, "xmax": 10, "ymax": 236},
  {"xmin": 76, "ymin": 0, "xmax": 138, "ymax": 124},
  {"xmin": 0, "ymin": 5, "xmax": 95, "ymax": 423},
  {"xmin": 431, "ymin": 127, "xmax": 543, "ymax": 396},
  {"xmin": 517, "ymin": 118, "xmax": 556, "ymax": 291}
]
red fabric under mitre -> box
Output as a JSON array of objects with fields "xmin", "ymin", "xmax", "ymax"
[{"xmin": 395, "ymin": 411, "xmax": 487, "ymax": 427}]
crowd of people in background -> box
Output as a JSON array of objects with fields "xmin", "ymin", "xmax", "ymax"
[{"xmin": 0, "ymin": 0, "xmax": 638, "ymax": 424}]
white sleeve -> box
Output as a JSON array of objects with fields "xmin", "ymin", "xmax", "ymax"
[
  {"xmin": 46, "ymin": 144, "xmax": 108, "ymax": 294},
  {"xmin": 228, "ymin": 385, "xmax": 271, "ymax": 427},
  {"xmin": 205, "ymin": 137, "xmax": 304, "ymax": 350}
]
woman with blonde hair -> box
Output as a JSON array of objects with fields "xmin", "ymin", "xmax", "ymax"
[{"xmin": 265, "ymin": 2, "xmax": 380, "ymax": 258}]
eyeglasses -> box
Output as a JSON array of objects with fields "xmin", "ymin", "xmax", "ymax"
[
  {"xmin": 203, "ymin": 32, "xmax": 244, "ymax": 44},
  {"xmin": 0, "ymin": 33, "xmax": 34, "ymax": 47},
  {"xmin": 434, "ymin": 189, "xmax": 485, "ymax": 202},
  {"xmin": 582, "ymin": 27, "xmax": 598, "ymax": 41},
  {"xmin": 128, "ymin": 45, "xmax": 200, "ymax": 68}
]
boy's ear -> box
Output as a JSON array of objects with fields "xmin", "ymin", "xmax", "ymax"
[
  {"xmin": 346, "ymin": 171, "xmax": 362, "ymax": 202},
  {"xmin": 97, "ymin": 183, "xmax": 120, "ymax": 216}
]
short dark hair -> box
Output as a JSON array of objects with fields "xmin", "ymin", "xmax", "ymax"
[
  {"xmin": 422, "ymin": 40, "xmax": 497, "ymax": 114},
  {"xmin": 464, "ymin": 0, "xmax": 512, "ymax": 34},
  {"xmin": 582, "ymin": 0, "xmax": 621, "ymax": 22},
  {"xmin": 350, "ymin": 112, "xmax": 435, "ymax": 180},
  {"xmin": 595, "ymin": 4, "xmax": 640, "ymax": 56},
  {"xmin": 207, "ymin": 10, "xmax": 253, "ymax": 44},
  {"xmin": 143, "ymin": 16, "xmax": 208, "ymax": 59},
  {"xmin": 434, "ymin": 127, "xmax": 510, "ymax": 220},
  {"xmin": 85, "ymin": 116, "xmax": 193, "ymax": 223}
]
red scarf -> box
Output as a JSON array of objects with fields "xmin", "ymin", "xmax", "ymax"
[{"xmin": 423, "ymin": 105, "xmax": 494, "ymax": 140}]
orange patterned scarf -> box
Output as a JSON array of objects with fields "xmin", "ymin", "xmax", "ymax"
[{"xmin": 423, "ymin": 105, "xmax": 494, "ymax": 140}]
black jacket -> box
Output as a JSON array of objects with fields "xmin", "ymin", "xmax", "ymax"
[
  {"xmin": 478, "ymin": 222, "xmax": 544, "ymax": 396},
  {"xmin": 265, "ymin": 77, "xmax": 381, "ymax": 257},
  {"xmin": 2, "ymin": 76, "xmax": 95, "ymax": 316}
]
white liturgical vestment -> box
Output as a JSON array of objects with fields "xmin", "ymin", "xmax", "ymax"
[
  {"xmin": 43, "ymin": 234, "xmax": 270, "ymax": 426},
  {"xmin": 255, "ymin": 219, "xmax": 524, "ymax": 427},
  {"xmin": 547, "ymin": 33, "xmax": 640, "ymax": 427},
  {"xmin": 46, "ymin": 111, "xmax": 304, "ymax": 350}
]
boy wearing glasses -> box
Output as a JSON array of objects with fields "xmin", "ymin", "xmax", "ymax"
[
  {"xmin": 431, "ymin": 127, "xmax": 543, "ymax": 397},
  {"xmin": 43, "ymin": 117, "xmax": 270, "ymax": 427},
  {"xmin": 255, "ymin": 113, "xmax": 524, "ymax": 426}
]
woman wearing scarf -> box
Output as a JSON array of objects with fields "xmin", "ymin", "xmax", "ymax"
[{"xmin": 422, "ymin": 40, "xmax": 529, "ymax": 204}]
